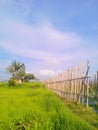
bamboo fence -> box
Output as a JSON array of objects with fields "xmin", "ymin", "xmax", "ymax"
[{"xmin": 44, "ymin": 61, "xmax": 90, "ymax": 107}]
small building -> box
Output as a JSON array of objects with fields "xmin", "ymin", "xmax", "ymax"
[{"xmin": 16, "ymin": 77, "xmax": 24, "ymax": 83}]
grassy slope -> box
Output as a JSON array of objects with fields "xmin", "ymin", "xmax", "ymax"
[
  {"xmin": 63, "ymin": 99, "xmax": 98, "ymax": 129},
  {"xmin": 0, "ymin": 82, "xmax": 97, "ymax": 130}
]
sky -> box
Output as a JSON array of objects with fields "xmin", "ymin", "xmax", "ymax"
[{"xmin": 0, "ymin": 0, "xmax": 98, "ymax": 81}]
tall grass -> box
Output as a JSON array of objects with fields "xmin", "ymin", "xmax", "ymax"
[
  {"xmin": 63, "ymin": 99, "xmax": 98, "ymax": 129},
  {"xmin": 0, "ymin": 82, "xmax": 97, "ymax": 130}
]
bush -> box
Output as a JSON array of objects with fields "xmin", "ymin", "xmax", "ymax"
[{"xmin": 8, "ymin": 78, "xmax": 16, "ymax": 87}]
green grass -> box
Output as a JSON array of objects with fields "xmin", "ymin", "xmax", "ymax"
[
  {"xmin": 0, "ymin": 82, "xmax": 97, "ymax": 130},
  {"xmin": 63, "ymin": 99, "xmax": 98, "ymax": 129}
]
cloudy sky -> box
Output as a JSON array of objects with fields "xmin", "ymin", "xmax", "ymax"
[{"xmin": 0, "ymin": 0, "xmax": 98, "ymax": 81}]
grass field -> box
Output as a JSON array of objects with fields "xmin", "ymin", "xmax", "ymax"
[{"xmin": 0, "ymin": 82, "xmax": 97, "ymax": 130}]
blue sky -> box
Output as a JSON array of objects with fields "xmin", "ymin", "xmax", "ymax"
[{"xmin": 0, "ymin": 0, "xmax": 98, "ymax": 81}]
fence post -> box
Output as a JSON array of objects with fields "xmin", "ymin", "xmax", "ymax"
[
  {"xmin": 86, "ymin": 61, "xmax": 90, "ymax": 107},
  {"xmin": 94, "ymin": 74, "xmax": 97, "ymax": 98},
  {"xmin": 77, "ymin": 65, "xmax": 80, "ymax": 103},
  {"xmin": 74, "ymin": 67, "xmax": 77, "ymax": 101},
  {"xmin": 81, "ymin": 63, "xmax": 85, "ymax": 105}
]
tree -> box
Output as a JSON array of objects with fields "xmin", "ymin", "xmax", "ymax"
[
  {"xmin": 24, "ymin": 73, "xmax": 35, "ymax": 82},
  {"xmin": 6, "ymin": 60, "xmax": 25, "ymax": 79}
]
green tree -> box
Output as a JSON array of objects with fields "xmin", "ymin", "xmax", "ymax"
[
  {"xmin": 24, "ymin": 73, "xmax": 35, "ymax": 82},
  {"xmin": 6, "ymin": 60, "xmax": 25, "ymax": 79}
]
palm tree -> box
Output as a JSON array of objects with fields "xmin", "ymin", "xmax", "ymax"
[{"xmin": 6, "ymin": 60, "xmax": 25, "ymax": 79}]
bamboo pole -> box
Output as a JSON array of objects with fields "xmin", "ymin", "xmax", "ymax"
[
  {"xmin": 82, "ymin": 63, "xmax": 85, "ymax": 105},
  {"xmin": 86, "ymin": 77, "xmax": 90, "ymax": 107},
  {"xmin": 94, "ymin": 74, "xmax": 97, "ymax": 98},
  {"xmin": 77, "ymin": 65, "xmax": 80, "ymax": 103},
  {"xmin": 66, "ymin": 70, "xmax": 69, "ymax": 99},
  {"xmin": 69, "ymin": 68, "xmax": 71, "ymax": 99},
  {"xmin": 64, "ymin": 71, "xmax": 67, "ymax": 98},
  {"xmin": 86, "ymin": 61, "xmax": 90, "ymax": 107},
  {"xmin": 74, "ymin": 67, "xmax": 77, "ymax": 101},
  {"xmin": 70, "ymin": 67, "xmax": 73, "ymax": 101},
  {"xmin": 71, "ymin": 67, "xmax": 74, "ymax": 100}
]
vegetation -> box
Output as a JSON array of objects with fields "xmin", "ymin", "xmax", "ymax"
[
  {"xmin": 8, "ymin": 77, "xmax": 16, "ymax": 87},
  {"xmin": 63, "ymin": 99, "xmax": 98, "ymax": 129},
  {"xmin": 6, "ymin": 61, "xmax": 36, "ymax": 84},
  {"xmin": 6, "ymin": 60, "xmax": 25, "ymax": 79},
  {"xmin": 24, "ymin": 73, "xmax": 35, "ymax": 82},
  {"xmin": 0, "ymin": 82, "xmax": 97, "ymax": 130}
]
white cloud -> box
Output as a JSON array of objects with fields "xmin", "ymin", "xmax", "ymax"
[
  {"xmin": 0, "ymin": 18, "xmax": 81, "ymax": 50},
  {"xmin": 0, "ymin": 17, "xmax": 98, "ymax": 80},
  {"xmin": 0, "ymin": 18, "xmax": 83, "ymax": 66},
  {"xmin": 39, "ymin": 69, "xmax": 56, "ymax": 76},
  {"xmin": 34, "ymin": 69, "xmax": 56, "ymax": 80}
]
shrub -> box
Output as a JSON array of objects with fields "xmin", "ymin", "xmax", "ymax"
[{"xmin": 8, "ymin": 78, "xmax": 16, "ymax": 87}]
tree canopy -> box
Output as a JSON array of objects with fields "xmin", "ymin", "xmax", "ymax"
[
  {"xmin": 24, "ymin": 73, "xmax": 35, "ymax": 82},
  {"xmin": 6, "ymin": 60, "xmax": 26, "ymax": 79}
]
